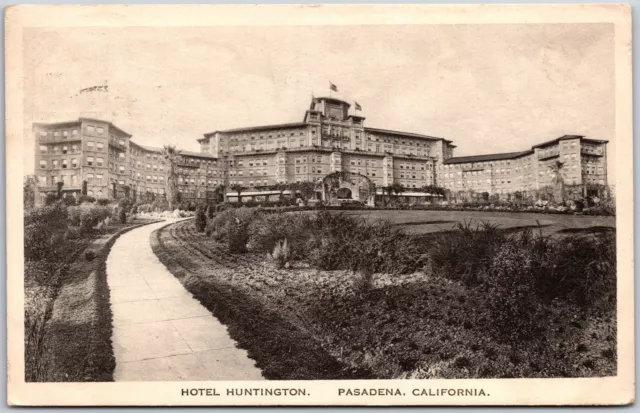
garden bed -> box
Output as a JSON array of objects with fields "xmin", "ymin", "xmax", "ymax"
[{"xmin": 152, "ymin": 218, "xmax": 616, "ymax": 379}]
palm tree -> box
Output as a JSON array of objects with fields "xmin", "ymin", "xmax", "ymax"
[
  {"xmin": 162, "ymin": 145, "xmax": 181, "ymax": 210},
  {"xmin": 230, "ymin": 183, "xmax": 245, "ymax": 203},
  {"xmin": 548, "ymin": 160, "xmax": 566, "ymax": 203}
]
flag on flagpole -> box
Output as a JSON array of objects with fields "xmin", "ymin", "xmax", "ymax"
[
  {"xmin": 354, "ymin": 101, "xmax": 362, "ymax": 111},
  {"xmin": 329, "ymin": 82, "xmax": 338, "ymax": 92}
]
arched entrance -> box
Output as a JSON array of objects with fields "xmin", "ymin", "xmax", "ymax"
[
  {"xmin": 322, "ymin": 171, "xmax": 376, "ymax": 206},
  {"xmin": 336, "ymin": 187, "xmax": 352, "ymax": 199}
]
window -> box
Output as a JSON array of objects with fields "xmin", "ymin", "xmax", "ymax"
[
  {"xmin": 72, "ymin": 144, "xmax": 78, "ymax": 153},
  {"xmin": 118, "ymin": 139, "xmax": 125, "ymax": 146},
  {"xmin": 88, "ymin": 190, "xmax": 94, "ymax": 196},
  {"xmin": 87, "ymin": 126, "xmax": 95, "ymax": 133},
  {"xmin": 95, "ymin": 174, "xmax": 103, "ymax": 185},
  {"xmin": 96, "ymin": 127, "xmax": 104, "ymax": 134},
  {"xmin": 62, "ymin": 146, "xmax": 68, "ymax": 154},
  {"xmin": 39, "ymin": 145, "xmax": 47, "ymax": 154},
  {"xmin": 87, "ymin": 141, "xmax": 95, "ymax": 150},
  {"xmin": 118, "ymin": 152, "xmax": 125, "ymax": 159},
  {"xmin": 39, "ymin": 160, "xmax": 46, "ymax": 169},
  {"xmin": 62, "ymin": 160, "xmax": 68, "ymax": 169},
  {"xmin": 87, "ymin": 156, "xmax": 94, "ymax": 166},
  {"xmin": 97, "ymin": 142, "xmax": 104, "ymax": 151},
  {"xmin": 96, "ymin": 190, "xmax": 103, "ymax": 198},
  {"xmin": 96, "ymin": 157, "xmax": 104, "ymax": 167},
  {"xmin": 53, "ymin": 160, "xmax": 59, "ymax": 169},
  {"xmin": 86, "ymin": 173, "xmax": 94, "ymax": 183},
  {"xmin": 71, "ymin": 158, "xmax": 78, "ymax": 168}
]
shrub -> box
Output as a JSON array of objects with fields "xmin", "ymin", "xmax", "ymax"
[
  {"xmin": 302, "ymin": 211, "xmax": 429, "ymax": 275},
  {"xmin": 206, "ymin": 207, "xmax": 257, "ymax": 241},
  {"xmin": 487, "ymin": 242, "xmax": 544, "ymax": 343},
  {"xmin": 85, "ymin": 250, "xmax": 96, "ymax": 261},
  {"xmin": 195, "ymin": 207, "xmax": 207, "ymax": 233},
  {"xmin": 430, "ymin": 221, "xmax": 508, "ymax": 286},
  {"xmin": 227, "ymin": 217, "xmax": 251, "ymax": 253},
  {"xmin": 531, "ymin": 232, "xmax": 616, "ymax": 311},
  {"xmin": 118, "ymin": 208, "xmax": 127, "ymax": 224},
  {"xmin": 248, "ymin": 212, "xmax": 314, "ymax": 259},
  {"xmin": 44, "ymin": 193, "xmax": 59, "ymax": 205},
  {"xmin": 62, "ymin": 196, "xmax": 77, "ymax": 206},
  {"xmin": 68, "ymin": 204, "xmax": 110, "ymax": 233},
  {"xmin": 96, "ymin": 199, "xmax": 111, "ymax": 206},
  {"xmin": 24, "ymin": 202, "xmax": 68, "ymax": 261},
  {"xmin": 77, "ymin": 195, "xmax": 96, "ymax": 204},
  {"xmin": 270, "ymin": 239, "xmax": 291, "ymax": 269}
]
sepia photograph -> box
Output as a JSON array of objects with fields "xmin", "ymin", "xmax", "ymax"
[{"xmin": 6, "ymin": 3, "xmax": 633, "ymax": 406}]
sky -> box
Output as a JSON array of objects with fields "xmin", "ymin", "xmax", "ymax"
[{"xmin": 23, "ymin": 23, "xmax": 615, "ymax": 180}]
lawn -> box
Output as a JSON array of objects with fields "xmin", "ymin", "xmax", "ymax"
[
  {"xmin": 152, "ymin": 214, "xmax": 616, "ymax": 380},
  {"xmin": 332, "ymin": 209, "xmax": 616, "ymax": 237}
]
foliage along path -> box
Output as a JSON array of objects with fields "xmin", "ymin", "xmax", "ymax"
[{"xmin": 106, "ymin": 219, "xmax": 263, "ymax": 381}]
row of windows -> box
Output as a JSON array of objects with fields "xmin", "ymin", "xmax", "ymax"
[
  {"xmin": 40, "ymin": 159, "xmax": 83, "ymax": 169},
  {"xmin": 38, "ymin": 129, "xmax": 80, "ymax": 139},
  {"xmin": 39, "ymin": 144, "xmax": 80, "ymax": 154}
]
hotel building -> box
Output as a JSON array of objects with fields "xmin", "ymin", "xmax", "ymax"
[{"xmin": 32, "ymin": 97, "xmax": 607, "ymax": 204}]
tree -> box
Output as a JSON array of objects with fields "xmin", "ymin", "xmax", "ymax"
[
  {"xmin": 273, "ymin": 182, "xmax": 289, "ymax": 200},
  {"xmin": 23, "ymin": 175, "xmax": 37, "ymax": 211},
  {"xmin": 56, "ymin": 181, "xmax": 64, "ymax": 199},
  {"xmin": 112, "ymin": 182, "xmax": 117, "ymax": 200},
  {"xmin": 549, "ymin": 160, "xmax": 566, "ymax": 203},
  {"xmin": 195, "ymin": 206, "xmax": 207, "ymax": 232},
  {"xmin": 213, "ymin": 184, "xmax": 226, "ymax": 203},
  {"xmin": 81, "ymin": 180, "xmax": 88, "ymax": 196},
  {"xmin": 123, "ymin": 185, "xmax": 131, "ymax": 199},
  {"xmin": 291, "ymin": 181, "xmax": 316, "ymax": 202},
  {"xmin": 230, "ymin": 184, "xmax": 245, "ymax": 203},
  {"xmin": 162, "ymin": 145, "xmax": 182, "ymax": 210}
]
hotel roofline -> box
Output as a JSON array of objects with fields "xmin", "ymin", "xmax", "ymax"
[
  {"xmin": 33, "ymin": 118, "xmax": 132, "ymax": 138},
  {"xmin": 444, "ymin": 135, "xmax": 609, "ymax": 165},
  {"xmin": 200, "ymin": 123, "xmax": 452, "ymax": 145}
]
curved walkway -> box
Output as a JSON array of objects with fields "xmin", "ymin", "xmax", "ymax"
[{"xmin": 106, "ymin": 219, "xmax": 263, "ymax": 381}]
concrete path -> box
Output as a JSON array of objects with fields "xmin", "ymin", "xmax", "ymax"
[{"xmin": 106, "ymin": 219, "xmax": 264, "ymax": 381}]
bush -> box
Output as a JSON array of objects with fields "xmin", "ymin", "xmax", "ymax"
[
  {"xmin": 227, "ymin": 217, "xmax": 251, "ymax": 253},
  {"xmin": 24, "ymin": 202, "xmax": 68, "ymax": 261},
  {"xmin": 304, "ymin": 212, "xmax": 429, "ymax": 275},
  {"xmin": 62, "ymin": 196, "xmax": 77, "ymax": 206},
  {"xmin": 77, "ymin": 195, "xmax": 96, "ymax": 204},
  {"xmin": 430, "ymin": 221, "xmax": 508, "ymax": 286},
  {"xmin": 44, "ymin": 193, "xmax": 59, "ymax": 206},
  {"xmin": 96, "ymin": 199, "xmax": 111, "ymax": 206},
  {"xmin": 486, "ymin": 242, "xmax": 544, "ymax": 342},
  {"xmin": 248, "ymin": 212, "xmax": 314, "ymax": 259},
  {"xmin": 118, "ymin": 208, "xmax": 127, "ymax": 224},
  {"xmin": 68, "ymin": 204, "xmax": 110, "ymax": 233},
  {"xmin": 195, "ymin": 208, "xmax": 207, "ymax": 233}
]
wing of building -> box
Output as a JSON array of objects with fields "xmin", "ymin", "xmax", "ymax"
[{"xmin": 32, "ymin": 97, "xmax": 608, "ymax": 204}]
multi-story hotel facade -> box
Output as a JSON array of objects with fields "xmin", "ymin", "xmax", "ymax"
[{"xmin": 32, "ymin": 96, "xmax": 608, "ymax": 204}]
